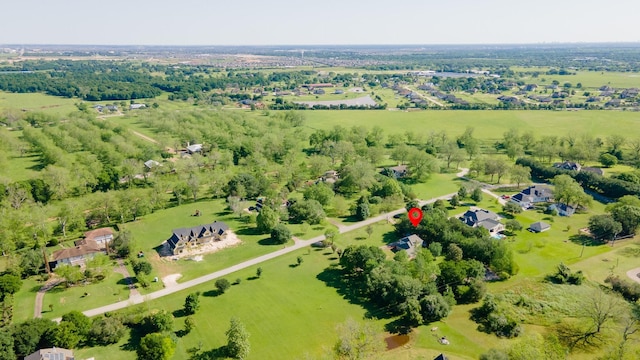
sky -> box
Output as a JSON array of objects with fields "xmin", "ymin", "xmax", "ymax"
[{"xmin": 1, "ymin": 0, "xmax": 639, "ymax": 45}]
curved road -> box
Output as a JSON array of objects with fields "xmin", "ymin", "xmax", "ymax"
[{"xmin": 60, "ymin": 169, "xmax": 469, "ymax": 319}]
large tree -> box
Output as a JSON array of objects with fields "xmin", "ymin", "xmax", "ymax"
[
  {"xmin": 588, "ymin": 214, "xmax": 622, "ymax": 241},
  {"xmin": 270, "ymin": 223, "xmax": 292, "ymax": 244},
  {"xmin": 137, "ymin": 333, "xmax": 176, "ymax": 360},
  {"xmin": 552, "ymin": 174, "xmax": 591, "ymax": 208},
  {"xmin": 256, "ymin": 205, "xmax": 279, "ymax": 234},
  {"xmin": 226, "ymin": 317, "xmax": 250, "ymax": 360}
]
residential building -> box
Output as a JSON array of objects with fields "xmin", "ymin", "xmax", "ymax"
[
  {"xmin": 166, "ymin": 221, "xmax": 229, "ymax": 255},
  {"xmin": 25, "ymin": 348, "xmax": 74, "ymax": 360},
  {"xmin": 51, "ymin": 240, "xmax": 105, "ymax": 268},
  {"xmin": 461, "ymin": 209, "xmax": 504, "ymax": 234},
  {"xmin": 511, "ymin": 185, "xmax": 553, "ymax": 208},
  {"xmin": 389, "ymin": 234, "xmax": 424, "ymax": 258},
  {"xmin": 81, "ymin": 227, "xmax": 114, "ymax": 249},
  {"xmin": 529, "ymin": 221, "xmax": 551, "ymax": 233}
]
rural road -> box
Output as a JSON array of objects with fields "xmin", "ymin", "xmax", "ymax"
[{"xmin": 56, "ymin": 168, "xmax": 470, "ymax": 320}]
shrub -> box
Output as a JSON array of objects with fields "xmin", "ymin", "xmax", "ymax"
[
  {"xmin": 270, "ymin": 224, "xmax": 292, "ymax": 244},
  {"xmin": 133, "ymin": 261, "xmax": 152, "ymax": 276},
  {"xmin": 215, "ymin": 279, "xmax": 231, "ymax": 294}
]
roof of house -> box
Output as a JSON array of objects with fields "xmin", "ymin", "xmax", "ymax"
[
  {"xmin": 144, "ymin": 159, "xmax": 161, "ymax": 168},
  {"xmin": 529, "ymin": 221, "xmax": 551, "ymax": 232},
  {"xmin": 434, "ymin": 354, "xmax": 448, "ymax": 360},
  {"xmin": 461, "ymin": 209, "xmax": 499, "ymax": 227},
  {"xmin": 389, "ymin": 235, "xmax": 423, "ymax": 257},
  {"xmin": 554, "ymin": 161, "xmax": 581, "ymax": 171},
  {"xmin": 478, "ymin": 218, "xmax": 502, "ymax": 231},
  {"xmin": 521, "ymin": 185, "xmax": 552, "ymax": 198},
  {"xmin": 52, "ymin": 240, "xmax": 102, "ymax": 262},
  {"xmin": 25, "ymin": 348, "xmax": 74, "ymax": 360},
  {"xmin": 84, "ymin": 227, "xmax": 114, "ymax": 241},
  {"xmin": 186, "ymin": 144, "xmax": 203, "ymax": 153},
  {"xmin": 168, "ymin": 221, "xmax": 229, "ymax": 248}
]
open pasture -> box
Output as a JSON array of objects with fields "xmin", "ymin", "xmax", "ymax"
[{"xmin": 302, "ymin": 109, "xmax": 640, "ymax": 141}]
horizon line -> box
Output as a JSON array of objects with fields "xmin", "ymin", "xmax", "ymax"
[{"xmin": 3, "ymin": 41, "xmax": 640, "ymax": 47}]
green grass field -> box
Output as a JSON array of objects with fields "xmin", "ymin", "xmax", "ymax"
[
  {"xmin": 0, "ymin": 91, "xmax": 78, "ymax": 115},
  {"xmin": 301, "ymin": 110, "xmax": 640, "ymax": 141},
  {"xmin": 41, "ymin": 270, "xmax": 126, "ymax": 320}
]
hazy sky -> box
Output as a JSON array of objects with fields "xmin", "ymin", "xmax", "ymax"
[{"xmin": 1, "ymin": 0, "xmax": 639, "ymax": 45}]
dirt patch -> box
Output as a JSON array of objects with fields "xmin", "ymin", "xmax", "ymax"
[
  {"xmin": 626, "ymin": 267, "xmax": 640, "ymax": 284},
  {"xmin": 385, "ymin": 334, "xmax": 411, "ymax": 350},
  {"xmin": 162, "ymin": 273, "xmax": 182, "ymax": 287}
]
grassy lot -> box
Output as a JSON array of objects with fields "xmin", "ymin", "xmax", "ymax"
[
  {"xmin": 12, "ymin": 277, "xmax": 42, "ymax": 322},
  {"xmin": 302, "ymin": 110, "xmax": 640, "ymax": 141},
  {"xmin": 75, "ymin": 242, "xmax": 503, "ymax": 360},
  {"xmin": 512, "ymin": 69, "xmax": 640, "ymax": 89},
  {"xmin": 76, "ymin": 248, "xmax": 380, "ymax": 360},
  {"xmin": 119, "ymin": 199, "xmax": 329, "ymax": 283},
  {"xmin": 41, "ymin": 270, "xmax": 126, "ymax": 320},
  {"xmin": 0, "ymin": 91, "xmax": 78, "ymax": 115}
]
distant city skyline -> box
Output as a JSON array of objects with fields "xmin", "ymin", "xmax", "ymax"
[{"xmin": 2, "ymin": 0, "xmax": 639, "ymax": 46}]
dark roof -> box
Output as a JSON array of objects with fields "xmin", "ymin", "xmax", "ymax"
[
  {"xmin": 168, "ymin": 221, "xmax": 229, "ymax": 249},
  {"xmin": 434, "ymin": 354, "xmax": 448, "ymax": 360}
]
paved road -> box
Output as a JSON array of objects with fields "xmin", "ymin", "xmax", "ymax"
[{"xmin": 59, "ymin": 168, "xmax": 470, "ymax": 319}]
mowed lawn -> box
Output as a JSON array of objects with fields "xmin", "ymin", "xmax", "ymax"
[
  {"xmin": 41, "ymin": 270, "xmax": 126, "ymax": 320},
  {"xmin": 76, "ymin": 248, "xmax": 378, "ymax": 360},
  {"xmin": 120, "ymin": 199, "xmax": 329, "ymax": 283},
  {"xmin": 75, "ymin": 244, "xmax": 505, "ymax": 360},
  {"xmin": 301, "ymin": 110, "xmax": 640, "ymax": 141}
]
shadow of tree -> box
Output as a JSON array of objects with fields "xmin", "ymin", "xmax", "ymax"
[
  {"xmin": 257, "ymin": 238, "xmax": 288, "ymax": 246},
  {"xmin": 189, "ymin": 345, "xmax": 228, "ymax": 360},
  {"xmin": 202, "ymin": 289, "xmax": 222, "ymax": 297},
  {"xmin": 569, "ymin": 234, "xmax": 605, "ymax": 246},
  {"xmin": 384, "ymin": 318, "xmax": 413, "ymax": 335},
  {"xmin": 120, "ymin": 327, "xmax": 144, "ymax": 352},
  {"xmin": 316, "ymin": 266, "xmax": 394, "ymax": 321},
  {"xmin": 172, "ymin": 308, "xmax": 186, "ymax": 318}
]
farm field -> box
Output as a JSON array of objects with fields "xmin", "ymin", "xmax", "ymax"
[
  {"xmin": 0, "ymin": 91, "xmax": 78, "ymax": 115},
  {"xmin": 301, "ymin": 109, "xmax": 640, "ymax": 141}
]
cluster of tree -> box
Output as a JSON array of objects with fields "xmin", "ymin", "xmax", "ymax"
[
  {"xmin": 394, "ymin": 203, "xmax": 518, "ymax": 278},
  {"xmin": 517, "ymin": 157, "xmax": 640, "ymax": 199},
  {"xmin": 54, "ymin": 253, "xmax": 109, "ymax": 286},
  {"xmin": 471, "ymin": 294, "xmax": 523, "ymax": 338},
  {"xmin": 5, "ymin": 311, "xmax": 126, "ymax": 359},
  {"xmin": 605, "ymin": 275, "xmax": 640, "ymax": 302},
  {"xmin": 588, "ymin": 195, "xmax": 640, "ymax": 240},
  {"xmin": 338, "ymin": 245, "xmax": 456, "ymax": 328}
]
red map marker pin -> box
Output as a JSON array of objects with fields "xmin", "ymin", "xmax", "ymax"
[{"xmin": 408, "ymin": 207, "xmax": 423, "ymax": 227}]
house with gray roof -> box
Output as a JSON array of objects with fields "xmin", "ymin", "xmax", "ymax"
[
  {"xmin": 511, "ymin": 185, "xmax": 553, "ymax": 208},
  {"xmin": 461, "ymin": 209, "xmax": 504, "ymax": 234},
  {"xmin": 166, "ymin": 221, "xmax": 229, "ymax": 255},
  {"xmin": 529, "ymin": 221, "xmax": 551, "ymax": 233},
  {"xmin": 389, "ymin": 234, "xmax": 423, "ymax": 258}
]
